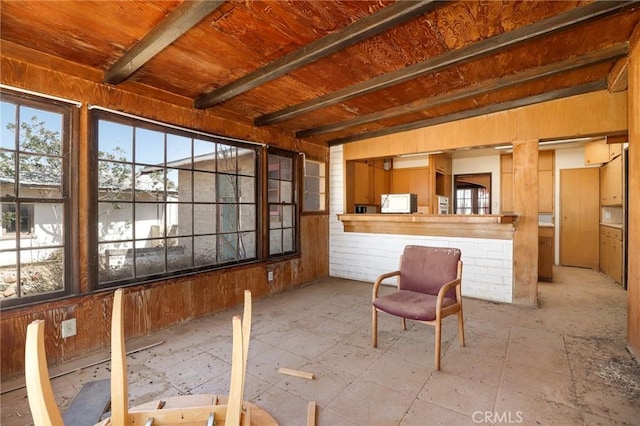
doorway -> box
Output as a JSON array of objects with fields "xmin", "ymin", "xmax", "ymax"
[
  {"xmin": 560, "ymin": 168, "xmax": 599, "ymax": 269},
  {"xmin": 453, "ymin": 173, "xmax": 491, "ymax": 214}
]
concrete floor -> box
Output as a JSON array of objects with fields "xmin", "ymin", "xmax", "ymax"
[{"xmin": 1, "ymin": 266, "xmax": 639, "ymax": 425}]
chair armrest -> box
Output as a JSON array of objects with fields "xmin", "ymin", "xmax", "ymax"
[
  {"xmin": 436, "ymin": 278, "xmax": 461, "ymax": 311},
  {"xmin": 372, "ymin": 270, "xmax": 401, "ymax": 301}
]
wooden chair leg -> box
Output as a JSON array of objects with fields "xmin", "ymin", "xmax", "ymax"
[
  {"xmin": 372, "ymin": 307, "xmax": 378, "ymax": 348},
  {"xmin": 401, "ymin": 318, "xmax": 406, "ymax": 331},
  {"xmin": 457, "ymin": 309, "xmax": 465, "ymax": 347},
  {"xmin": 434, "ymin": 320, "xmax": 442, "ymax": 371}
]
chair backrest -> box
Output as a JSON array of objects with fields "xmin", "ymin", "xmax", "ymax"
[
  {"xmin": 399, "ymin": 245, "xmax": 461, "ymax": 298},
  {"xmin": 25, "ymin": 320, "xmax": 64, "ymax": 426}
]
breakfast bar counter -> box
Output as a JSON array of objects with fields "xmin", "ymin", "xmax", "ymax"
[{"xmin": 337, "ymin": 214, "xmax": 518, "ymax": 240}]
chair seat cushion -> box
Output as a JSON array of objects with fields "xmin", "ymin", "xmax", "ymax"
[{"xmin": 373, "ymin": 290, "xmax": 456, "ymax": 321}]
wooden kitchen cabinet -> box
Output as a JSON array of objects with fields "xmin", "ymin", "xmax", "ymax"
[
  {"xmin": 584, "ymin": 138, "xmax": 609, "ymax": 164},
  {"xmin": 600, "ymin": 155, "xmax": 622, "ymax": 206},
  {"xmin": 600, "ymin": 225, "xmax": 623, "ymax": 285}
]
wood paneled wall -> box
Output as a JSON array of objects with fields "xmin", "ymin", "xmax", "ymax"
[
  {"xmin": 627, "ymin": 23, "xmax": 640, "ymax": 361},
  {"xmin": 0, "ymin": 50, "xmax": 329, "ymax": 378}
]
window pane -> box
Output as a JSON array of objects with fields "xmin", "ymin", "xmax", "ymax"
[
  {"xmin": 239, "ymin": 232, "xmax": 256, "ymax": 259},
  {"xmin": 168, "ymin": 237, "xmax": 192, "ymax": 271},
  {"xmin": 268, "ymin": 154, "xmax": 279, "ymax": 179},
  {"xmin": 135, "ymin": 128, "xmax": 164, "ymax": 165},
  {"xmin": 193, "ymin": 139, "xmax": 215, "ymax": 165},
  {"xmin": 135, "ymin": 203, "xmax": 163, "ymax": 239},
  {"xmin": 282, "ymin": 205, "xmax": 294, "ymax": 228},
  {"xmin": 98, "ymin": 161, "xmax": 133, "ymax": 201},
  {"xmin": 99, "ymin": 242, "xmax": 134, "ymax": 283},
  {"xmin": 1, "ymin": 101, "xmax": 16, "ymax": 150},
  {"xmin": 1, "ymin": 202, "xmax": 20, "ymax": 239},
  {"xmin": 238, "ymin": 176, "xmax": 255, "ymax": 203},
  {"xmin": 237, "ymin": 148, "xmax": 255, "ymax": 176},
  {"xmin": 0, "ymin": 151, "xmax": 15, "ymax": 197},
  {"xmin": 217, "ymin": 174, "xmax": 237, "ymax": 201},
  {"xmin": 98, "ymin": 202, "xmax": 133, "ymax": 241},
  {"xmin": 219, "ymin": 204, "xmax": 237, "ymax": 233},
  {"xmin": 282, "ymin": 228, "xmax": 294, "ymax": 253},
  {"xmin": 193, "ymin": 171, "xmax": 216, "ymax": 202},
  {"xmin": 194, "ymin": 235, "xmax": 216, "ymax": 266},
  {"xmin": 217, "ymin": 144, "xmax": 237, "ymax": 174},
  {"xmin": 166, "ymin": 134, "xmax": 191, "ymax": 166},
  {"xmin": 268, "ymin": 179, "xmax": 279, "ymax": 203},
  {"xmin": 172, "ymin": 204, "xmax": 192, "ymax": 236},
  {"xmin": 193, "ymin": 204, "xmax": 216, "ymax": 234},
  {"xmin": 32, "ymin": 202, "xmax": 64, "ymax": 246},
  {"xmin": 280, "ymin": 181, "xmax": 293, "ymax": 203},
  {"xmin": 98, "ymin": 121, "xmax": 132, "ymax": 162},
  {"xmin": 173, "ymin": 168, "xmax": 192, "ymax": 202},
  {"xmin": 280, "ymin": 157, "xmax": 293, "ymax": 181},
  {"xmin": 239, "ymin": 205, "xmax": 255, "ymax": 232},
  {"xmin": 218, "ymin": 233, "xmax": 237, "ymax": 262},
  {"xmin": 19, "ymin": 154, "xmax": 62, "ymax": 196},
  {"xmin": 135, "ymin": 240, "xmax": 166, "ymax": 277},
  {"xmin": 135, "ymin": 166, "xmax": 164, "ymax": 201},
  {"xmin": 269, "ymin": 229, "xmax": 282, "ymax": 255},
  {"xmin": 19, "ymin": 107, "xmax": 62, "ymax": 156},
  {"xmin": 19, "ymin": 248, "xmax": 64, "ymax": 296}
]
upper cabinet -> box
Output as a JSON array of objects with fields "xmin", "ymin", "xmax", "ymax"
[
  {"xmin": 584, "ymin": 138, "xmax": 623, "ymax": 165},
  {"xmin": 346, "ymin": 159, "xmax": 390, "ymax": 211},
  {"xmin": 600, "ymin": 154, "xmax": 623, "ymax": 206},
  {"xmin": 500, "ymin": 151, "xmax": 554, "ymax": 214}
]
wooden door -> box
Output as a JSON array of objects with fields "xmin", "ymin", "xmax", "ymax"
[{"xmin": 560, "ymin": 168, "xmax": 600, "ymax": 269}]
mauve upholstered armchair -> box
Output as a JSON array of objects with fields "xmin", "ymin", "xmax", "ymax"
[{"xmin": 372, "ymin": 245, "xmax": 465, "ymax": 370}]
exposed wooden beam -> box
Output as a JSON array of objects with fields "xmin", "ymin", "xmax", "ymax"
[
  {"xmin": 297, "ymin": 43, "xmax": 628, "ymax": 138},
  {"xmin": 608, "ymin": 57, "xmax": 629, "ymax": 92},
  {"xmin": 194, "ymin": 0, "xmax": 442, "ymax": 109},
  {"xmin": 329, "ymin": 80, "xmax": 608, "ymax": 145},
  {"xmin": 105, "ymin": 0, "xmax": 225, "ymax": 85},
  {"xmin": 256, "ymin": 1, "xmax": 633, "ymax": 127}
]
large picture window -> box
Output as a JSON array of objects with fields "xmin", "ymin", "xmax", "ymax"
[
  {"xmin": 93, "ymin": 111, "xmax": 258, "ymax": 286},
  {"xmin": 0, "ymin": 92, "xmax": 72, "ymax": 305}
]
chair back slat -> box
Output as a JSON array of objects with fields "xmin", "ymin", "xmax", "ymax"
[{"xmin": 399, "ymin": 246, "xmax": 461, "ymax": 297}]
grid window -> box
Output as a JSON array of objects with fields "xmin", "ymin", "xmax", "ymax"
[
  {"xmin": 94, "ymin": 112, "xmax": 258, "ymax": 286},
  {"xmin": 268, "ymin": 153, "xmax": 297, "ymax": 256},
  {"xmin": 0, "ymin": 93, "xmax": 71, "ymax": 305},
  {"xmin": 303, "ymin": 159, "xmax": 326, "ymax": 212}
]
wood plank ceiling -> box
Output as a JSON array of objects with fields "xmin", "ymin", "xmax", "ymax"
[{"xmin": 2, "ymin": 0, "xmax": 639, "ymax": 146}]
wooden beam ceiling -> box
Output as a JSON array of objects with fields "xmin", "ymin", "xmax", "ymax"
[
  {"xmin": 297, "ymin": 43, "xmax": 629, "ymax": 138},
  {"xmin": 193, "ymin": 0, "xmax": 442, "ymax": 109},
  {"xmin": 255, "ymin": 0, "xmax": 634, "ymax": 128},
  {"xmin": 104, "ymin": 0, "xmax": 225, "ymax": 85},
  {"xmin": 329, "ymin": 80, "xmax": 608, "ymax": 145}
]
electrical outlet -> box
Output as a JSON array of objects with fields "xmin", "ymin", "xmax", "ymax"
[
  {"xmin": 61, "ymin": 318, "xmax": 76, "ymax": 338},
  {"xmin": 267, "ymin": 271, "xmax": 274, "ymax": 281}
]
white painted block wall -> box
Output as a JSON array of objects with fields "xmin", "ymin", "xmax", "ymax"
[{"xmin": 329, "ymin": 145, "xmax": 513, "ymax": 303}]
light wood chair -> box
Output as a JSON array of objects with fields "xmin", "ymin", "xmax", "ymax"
[
  {"xmin": 106, "ymin": 288, "xmax": 256, "ymax": 426},
  {"xmin": 25, "ymin": 320, "xmax": 64, "ymax": 426},
  {"xmin": 25, "ymin": 289, "xmax": 268, "ymax": 426},
  {"xmin": 372, "ymin": 245, "xmax": 465, "ymax": 370}
]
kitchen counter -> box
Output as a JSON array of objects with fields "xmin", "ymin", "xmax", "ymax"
[{"xmin": 337, "ymin": 213, "xmax": 517, "ymax": 240}]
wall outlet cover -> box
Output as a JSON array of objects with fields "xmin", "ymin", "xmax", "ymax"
[{"xmin": 61, "ymin": 318, "xmax": 77, "ymax": 338}]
